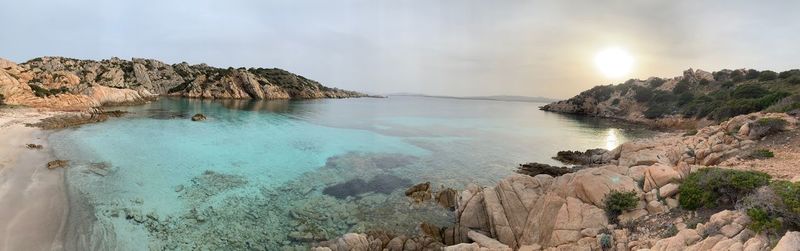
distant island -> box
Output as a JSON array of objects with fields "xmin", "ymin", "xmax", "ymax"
[{"xmin": 388, "ymin": 93, "xmax": 558, "ymax": 103}]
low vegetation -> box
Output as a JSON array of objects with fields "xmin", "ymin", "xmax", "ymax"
[
  {"xmin": 29, "ymin": 85, "xmax": 70, "ymax": 97},
  {"xmin": 678, "ymin": 168, "xmax": 770, "ymax": 210},
  {"xmin": 676, "ymin": 167, "xmax": 800, "ymax": 236},
  {"xmin": 561, "ymin": 68, "xmax": 800, "ymax": 121},
  {"xmin": 603, "ymin": 190, "xmax": 639, "ymax": 223},
  {"xmin": 749, "ymin": 149, "xmax": 775, "ymax": 159}
]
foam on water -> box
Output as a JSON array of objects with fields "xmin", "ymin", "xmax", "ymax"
[{"xmin": 49, "ymin": 97, "xmax": 656, "ymax": 249}]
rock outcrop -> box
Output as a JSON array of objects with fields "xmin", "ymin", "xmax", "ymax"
[
  {"xmin": 445, "ymin": 112, "xmax": 797, "ymax": 250},
  {"xmin": 0, "ymin": 56, "xmax": 369, "ymax": 110}
]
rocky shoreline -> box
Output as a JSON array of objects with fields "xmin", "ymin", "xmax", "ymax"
[
  {"xmin": 1, "ymin": 56, "xmax": 374, "ymax": 111},
  {"xmin": 312, "ymin": 111, "xmax": 800, "ymax": 251}
]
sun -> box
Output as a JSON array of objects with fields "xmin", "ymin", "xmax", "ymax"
[{"xmin": 594, "ymin": 47, "xmax": 634, "ymax": 79}]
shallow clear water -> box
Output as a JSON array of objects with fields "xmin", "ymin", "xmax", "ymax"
[{"xmin": 50, "ymin": 96, "xmax": 655, "ymax": 250}]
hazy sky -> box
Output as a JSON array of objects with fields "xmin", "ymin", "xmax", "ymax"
[{"xmin": 2, "ymin": 1, "xmax": 799, "ymax": 98}]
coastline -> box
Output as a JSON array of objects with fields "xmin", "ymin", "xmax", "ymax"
[{"xmin": 0, "ymin": 108, "xmax": 69, "ymax": 250}]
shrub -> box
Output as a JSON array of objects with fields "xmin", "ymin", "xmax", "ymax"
[
  {"xmin": 661, "ymin": 224, "xmax": 679, "ymax": 238},
  {"xmin": 779, "ymin": 69, "xmax": 799, "ymax": 79},
  {"xmin": 749, "ymin": 149, "xmax": 775, "ymax": 159},
  {"xmin": 756, "ymin": 117, "xmax": 788, "ymax": 132},
  {"xmin": 759, "ymin": 70, "xmax": 778, "ymax": 81},
  {"xmin": 770, "ymin": 181, "xmax": 800, "ymax": 228},
  {"xmin": 747, "ymin": 207, "xmax": 782, "ymax": 233},
  {"xmin": 598, "ymin": 234, "xmax": 613, "ymax": 250},
  {"xmin": 721, "ymin": 81, "xmax": 735, "ymax": 89},
  {"xmin": 746, "ymin": 69, "xmax": 761, "ymax": 80},
  {"xmin": 649, "ymin": 78, "xmax": 665, "ymax": 88},
  {"xmin": 611, "ymin": 98, "xmax": 620, "ymax": 106},
  {"xmin": 633, "ymin": 87, "xmax": 654, "ymax": 102},
  {"xmin": 644, "ymin": 105, "xmax": 671, "ymax": 119},
  {"xmin": 678, "ymin": 168, "xmax": 770, "ymax": 210},
  {"xmin": 604, "ymin": 190, "xmax": 639, "ymax": 223},
  {"xmin": 731, "ymin": 71, "xmax": 745, "ymax": 82},
  {"xmin": 732, "ymin": 85, "xmax": 769, "ymax": 99},
  {"xmin": 699, "ymin": 78, "xmax": 711, "ymax": 86},
  {"xmin": 790, "ymin": 77, "xmax": 800, "ymax": 85},
  {"xmin": 673, "ymin": 79, "xmax": 691, "ymax": 94}
]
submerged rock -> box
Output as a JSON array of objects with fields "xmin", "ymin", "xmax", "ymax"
[
  {"xmin": 322, "ymin": 174, "xmax": 412, "ymax": 199},
  {"xmin": 87, "ymin": 162, "xmax": 111, "ymax": 176},
  {"xmin": 47, "ymin": 159, "xmax": 68, "ymax": 169},
  {"xmin": 191, "ymin": 113, "xmax": 207, "ymax": 121}
]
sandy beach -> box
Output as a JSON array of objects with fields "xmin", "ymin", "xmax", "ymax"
[{"xmin": 0, "ymin": 108, "xmax": 68, "ymax": 251}]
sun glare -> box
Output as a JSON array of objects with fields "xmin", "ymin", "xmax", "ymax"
[{"xmin": 594, "ymin": 47, "xmax": 634, "ymax": 79}]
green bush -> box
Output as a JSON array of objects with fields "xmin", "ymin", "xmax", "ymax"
[
  {"xmin": 611, "ymin": 98, "xmax": 620, "ymax": 106},
  {"xmin": 771, "ymin": 181, "xmax": 800, "ymax": 226},
  {"xmin": 604, "ymin": 190, "xmax": 639, "ymax": 223},
  {"xmin": 673, "ymin": 79, "xmax": 691, "ymax": 94},
  {"xmin": 633, "ymin": 87, "xmax": 654, "ymax": 102},
  {"xmin": 649, "ymin": 78, "xmax": 665, "ymax": 88},
  {"xmin": 644, "ymin": 105, "xmax": 671, "ymax": 119},
  {"xmin": 759, "ymin": 70, "xmax": 778, "ymax": 81},
  {"xmin": 732, "ymin": 85, "xmax": 769, "ymax": 99},
  {"xmin": 598, "ymin": 234, "xmax": 613, "ymax": 250},
  {"xmin": 747, "ymin": 207, "xmax": 781, "ymax": 233},
  {"xmin": 746, "ymin": 69, "xmax": 761, "ymax": 80},
  {"xmin": 779, "ymin": 69, "xmax": 799, "ymax": 79},
  {"xmin": 678, "ymin": 168, "xmax": 770, "ymax": 210},
  {"xmin": 756, "ymin": 117, "xmax": 788, "ymax": 131},
  {"xmin": 750, "ymin": 149, "xmax": 775, "ymax": 159}
]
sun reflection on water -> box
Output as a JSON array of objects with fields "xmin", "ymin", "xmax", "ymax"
[{"xmin": 606, "ymin": 129, "xmax": 619, "ymax": 150}]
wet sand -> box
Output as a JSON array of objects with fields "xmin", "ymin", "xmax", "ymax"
[{"xmin": 0, "ymin": 109, "xmax": 68, "ymax": 251}]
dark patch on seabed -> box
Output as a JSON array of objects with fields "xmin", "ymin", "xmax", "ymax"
[
  {"xmin": 324, "ymin": 152, "xmax": 418, "ymax": 171},
  {"xmin": 146, "ymin": 108, "xmax": 188, "ymax": 120},
  {"xmin": 323, "ymin": 174, "xmax": 413, "ymax": 199}
]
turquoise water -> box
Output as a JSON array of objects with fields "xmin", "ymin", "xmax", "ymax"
[{"xmin": 50, "ymin": 96, "xmax": 655, "ymax": 250}]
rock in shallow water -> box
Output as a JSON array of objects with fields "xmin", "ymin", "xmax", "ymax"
[
  {"xmin": 191, "ymin": 113, "xmax": 207, "ymax": 121},
  {"xmin": 47, "ymin": 159, "xmax": 68, "ymax": 169}
]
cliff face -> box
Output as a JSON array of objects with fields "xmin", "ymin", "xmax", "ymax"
[
  {"xmin": 0, "ymin": 56, "xmax": 368, "ymax": 110},
  {"xmin": 541, "ymin": 68, "xmax": 800, "ymax": 123}
]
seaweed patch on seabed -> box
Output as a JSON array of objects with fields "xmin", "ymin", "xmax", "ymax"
[
  {"xmin": 322, "ymin": 174, "xmax": 412, "ymax": 199},
  {"xmin": 108, "ymin": 152, "xmax": 452, "ymax": 250}
]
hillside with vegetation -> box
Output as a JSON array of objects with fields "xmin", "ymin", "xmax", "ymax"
[{"xmin": 541, "ymin": 68, "xmax": 800, "ymax": 123}]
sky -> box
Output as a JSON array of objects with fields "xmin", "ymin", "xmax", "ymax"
[{"xmin": 2, "ymin": 0, "xmax": 800, "ymax": 98}]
